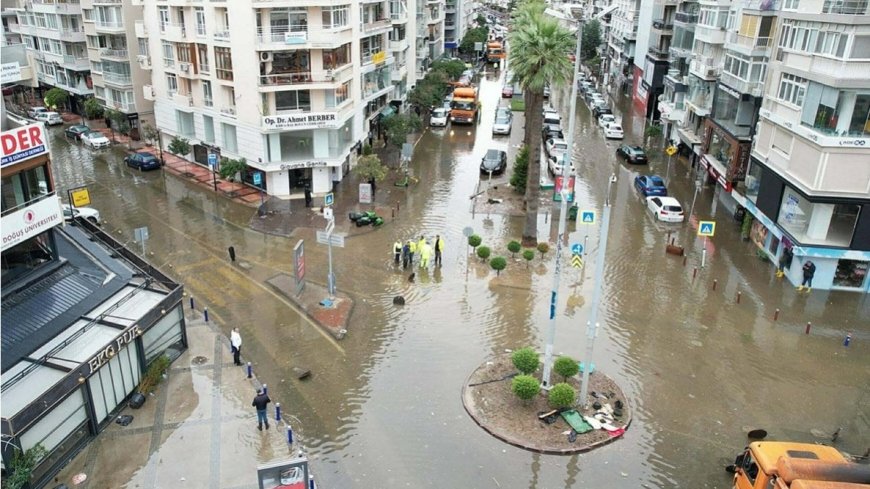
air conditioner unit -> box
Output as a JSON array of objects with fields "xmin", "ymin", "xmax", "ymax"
[
  {"xmin": 179, "ymin": 63, "xmax": 190, "ymax": 72},
  {"xmin": 260, "ymin": 51, "xmax": 273, "ymax": 62},
  {"xmin": 705, "ymin": 68, "xmax": 718, "ymax": 78}
]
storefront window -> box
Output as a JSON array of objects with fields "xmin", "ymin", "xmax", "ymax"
[
  {"xmin": 744, "ymin": 161, "xmax": 763, "ymax": 202},
  {"xmin": 777, "ymin": 187, "xmax": 859, "ymax": 247},
  {"xmin": 834, "ymin": 260, "xmax": 868, "ymax": 288},
  {"xmin": 750, "ymin": 220, "xmax": 768, "ymax": 249},
  {"xmin": 708, "ymin": 130, "xmax": 734, "ymax": 165},
  {"xmin": 1, "ymin": 164, "xmax": 51, "ymax": 214},
  {"xmin": 1, "ymin": 232, "xmax": 56, "ymax": 283}
]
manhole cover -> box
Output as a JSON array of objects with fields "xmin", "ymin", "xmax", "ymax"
[{"xmin": 192, "ymin": 356, "xmax": 209, "ymax": 365}]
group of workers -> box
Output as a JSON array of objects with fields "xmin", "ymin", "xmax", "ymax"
[{"xmin": 393, "ymin": 235, "xmax": 444, "ymax": 270}]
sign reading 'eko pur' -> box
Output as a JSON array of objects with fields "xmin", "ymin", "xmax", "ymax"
[{"xmin": 263, "ymin": 113, "xmax": 340, "ymax": 131}]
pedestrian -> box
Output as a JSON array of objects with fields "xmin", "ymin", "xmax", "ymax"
[
  {"xmin": 402, "ymin": 241, "xmax": 411, "ymax": 269},
  {"xmin": 393, "ymin": 239, "xmax": 403, "ymax": 264},
  {"xmin": 230, "ymin": 328, "xmax": 242, "ymax": 366},
  {"xmin": 434, "ymin": 234, "xmax": 444, "ymax": 267},
  {"xmin": 776, "ymin": 246, "xmax": 793, "ymax": 278},
  {"xmin": 408, "ymin": 239, "xmax": 416, "ymax": 265},
  {"xmin": 417, "ymin": 235, "xmax": 426, "ymax": 257},
  {"xmin": 798, "ymin": 260, "xmax": 816, "ymax": 292},
  {"xmin": 304, "ymin": 187, "xmax": 312, "ymax": 208},
  {"xmin": 419, "ymin": 240, "xmax": 431, "ymax": 269},
  {"xmin": 368, "ymin": 130, "xmax": 374, "ymax": 148},
  {"xmin": 369, "ymin": 177, "xmax": 377, "ymax": 197},
  {"xmin": 252, "ymin": 388, "xmax": 271, "ymax": 431}
]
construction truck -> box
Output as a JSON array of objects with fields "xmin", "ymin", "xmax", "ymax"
[
  {"xmin": 450, "ymin": 87, "xmax": 479, "ymax": 124},
  {"xmin": 730, "ymin": 441, "xmax": 870, "ymax": 489},
  {"xmin": 486, "ymin": 41, "xmax": 505, "ymax": 63}
]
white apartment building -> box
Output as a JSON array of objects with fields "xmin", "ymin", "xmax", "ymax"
[
  {"xmin": 607, "ymin": 0, "xmax": 640, "ymax": 92},
  {"xmin": 141, "ymin": 0, "xmax": 417, "ymax": 196},
  {"xmin": 82, "ymin": 0, "xmax": 152, "ymax": 138}
]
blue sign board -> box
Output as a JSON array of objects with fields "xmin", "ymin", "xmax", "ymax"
[
  {"xmin": 208, "ymin": 153, "xmax": 217, "ymax": 170},
  {"xmin": 571, "ymin": 243, "xmax": 583, "ymax": 255},
  {"xmin": 698, "ymin": 221, "xmax": 716, "ymax": 237},
  {"xmin": 580, "ymin": 211, "xmax": 596, "ymax": 224},
  {"xmin": 324, "ymin": 193, "xmax": 334, "ymax": 207},
  {"xmin": 253, "ymin": 172, "xmax": 263, "ymax": 186}
]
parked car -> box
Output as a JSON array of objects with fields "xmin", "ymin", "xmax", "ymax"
[
  {"xmin": 492, "ymin": 108, "xmax": 512, "ymax": 135},
  {"xmin": 28, "ymin": 106, "xmax": 48, "ymax": 119},
  {"xmin": 592, "ymin": 103, "xmax": 612, "ymax": 118},
  {"xmin": 543, "ymin": 83, "xmax": 551, "ymax": 98},
  {"xmin": 542, "ymin": 123, "xmax": 564, "ymax": 141},
  {"xmin": 543, "ymin": 111, "xmax": 561, "ymax": 126},
  {"xmin": 616, "ymin": 144, "xmax": 649, "ymax": 164},
  {"xmin": 124, "ymin": 152, "xmax": 162, "ymax": 171},
  {"xmin": 65, "ymin": 124, "xmax": 90, "ymax": 140},
  {"xmin": 578, "ymin": 81, "xmax": 593, "ymax": 93},
  {"xmin": 544, "ymin": 137, "xmax": 568, "ymax": 158},
  {"xmin": 480, "ymin": 149, "xmax": 507, "ymax": 175},
  {"xmin": 598, "ymin": 114, "xmax": 616, "ymax": 129},
  {"xmin": 502, "ymin": 84, "xmax": 514, "ymax": 98},
  {"xmin": 35, "ymin": 111, "xmax": 63, "ymax": 126},
  {"xmin": 603, "ymin": 123, "xmax": 624, "ymax": 139},
  {"xmin": 584, "ymin": 91, "xmax": 601, "ymax": 104},
  {"xmin": 61, "ymin": 204, "xmax": 101, "ymax": 224},
  {"xmin": 646, "ymin": 196, "xmax": 685, "ymax": 223},
  {"xmin": 547, "ymin": 154, "xmax": 575, "ymax": 176},
  {"xmin": 430, "ymin": 107, "xmax": 449, "ymax": 127},
  {"xmin": 634, "ymin": 175, "xmax": 668, "ymax": 197},
  {"xmin": 81, "ymin": 131, "xmax": 111, "ymax": 149},
  {"xmin": 589, "ymin": 95, "xmax": 606, "ymax": 107}
]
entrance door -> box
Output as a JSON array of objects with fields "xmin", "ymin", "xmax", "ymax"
[
  {"xmin": 287, "ymin": 168, "xmax": 311, "ymax": 190},
  {"xmin": 88, "ymin": 344, "xmax": 142, "ymax": 426}
]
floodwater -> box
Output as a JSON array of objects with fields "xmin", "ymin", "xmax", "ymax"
[{"xmin": 48, "ymin": 67, "xmax": 869, "ymax": 488}]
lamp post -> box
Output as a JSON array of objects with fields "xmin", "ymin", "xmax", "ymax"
[{"xmin": 541, "ymin": 17, "xmax": 584, "ymax": 389}]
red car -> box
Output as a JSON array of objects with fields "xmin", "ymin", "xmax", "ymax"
[{"xmin": 502, "ymin": 85, "xmax": 514, "ymax": 98}]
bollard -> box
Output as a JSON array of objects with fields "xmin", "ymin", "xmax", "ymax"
[
  {"xmin": 246, "ymin": 362, "xmax": 252, "ymax": 379},
  {"xmin": 262, "ymin": 383, "xmax": 267, "ymax": 395},
  {"xmin": 189, "ymin": 297, "xmax": 195, "ymax": 310},
  {"xmin": 275, "ymin": 403, "xmax": 282, "ymax": 421},
  {"xmin": 736, "ymin": 291, "xmax": 742, "ymax": 304},
  {"xmin": 683, "ymin": 256, "xmax": 687, "ymax": 266},
  {"xmin": 203, "ymin": 308, "xmax": 209, "ymax": 322},
  {"xmin": 287, "ymin": 425, "xmax": 294, "ymax": 444},
  {"xmin": 805, "ymin": 322, "xmax": 812, "ymax": 335},
  {"xmin": 712, "ymin": 279, "xmax": 718, "ymax": 291},
  {"xmin": 396, "ymin": 201, "xmax": 400, "ymax": 212},
  {"xmin": 844, "ymin": 332, "xmax": 852, "ymax": 347},
  {"xmin": 310, "ymin": 475, "xmax": 316, "ymax": 489},
  {"xmin": 391, "ymin": 208, "xmax": 395, "ymax": 218},
  {"xmin": 692, "ymin": 267, "xmax": 698, "ymax": 280},
  {"xmin": 774, "ymin": 308, "xmax": 780, "ymax": 321},
  {"xmin": 228, "ymin": 246, "xmax": 236, "ymax": 262}
]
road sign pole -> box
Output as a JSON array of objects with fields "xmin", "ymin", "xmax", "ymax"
[
  {"xmin": 665, "ymin": 154, "xmax": 672, "ymax": 186},
  {"xmin": 326, "ymin": 219, "xmax": 335, "ymax": 299},
  {"xmin": 701, "ymin": 236, "xmax": 707, "ymax": 268}
]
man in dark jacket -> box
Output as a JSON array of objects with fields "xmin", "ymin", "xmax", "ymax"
[
  {"xmin": 798, "ymin": 260, "xmax": 816, "ymax": 292},
  {"xmin": 252, "ymin": 388, "xmax": 271, "ymax": 431}
]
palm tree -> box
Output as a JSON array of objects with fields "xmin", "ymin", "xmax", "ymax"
[{"xmin": 509, "ymin": 2, "xmax": 574, "ymax": 246}]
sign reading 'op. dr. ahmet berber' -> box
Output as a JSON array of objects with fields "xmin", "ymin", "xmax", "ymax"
[{"xmin": 263, "ymin": 113, "xmax": 340, "ymax": 131}]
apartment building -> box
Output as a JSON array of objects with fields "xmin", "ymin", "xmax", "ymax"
[
  {"xmin": 444, "ymin": 0, "xmax": 465, "ymax": 54},
  {"xmin": 607, "ymin": 0, "xmax": 640, "ymax": 92},
  {"xmin": 81, "ymin": 0, "xmax": 153, "ymax": 138},
  {"xmin": 141, "ymin": 0, "xmax": 417, "ymax": 196},
  {"xmin": 733, "ymin": 0, "xmax": 870, "ymax": 292}
]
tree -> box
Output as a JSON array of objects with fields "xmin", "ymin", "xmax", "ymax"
[
  {"xmin": 219, "ymin": 156, "xmax": 247, "ymax": 181},
  {"xmin": 510, "ymin": 145, "xmax": 529, "ymax": 194},
  {"xmin": 507, "ymin": 240, "xmax": 521, "ymax": 258},
  {"xmin": 6, "ymin": 444, "xmax": 47, "ymax": 489},
  {"xmin": 431, "ymin": 58, "xmax": 467, "ymax": 80},
  {"xmin": 509, "ymin": 2, "xmax": 574, "ymax": 246},
  {"xmin": 141, "ymin": 123, "xmax": 159, "ymax": 146},
  {"xmin": 168, "ymin": 136, "xmax": 191, "ymax": 157},
  {"xmin": 581, "ymin": 19, "xmax": 602, "ymax": 61},
  {"xmin": 537, "ymin": 242, "xmax": 550, "ymax": 259},
  {"xmin": 553, "ymin": 356, "xmax": 579, "ymax": 380},
  {"xmin": 83, "ymin": 97, "xmax": 104, "ymax": 120},
  {"xmin": 468, "ymin": 234, "xmax": 482, "ymax": 252},
  {"xmin": 548, "ymin": 383, "xmax": 576, "ymax": 409},
  {"xmin": 511, "ymin": 347, "xmax": 540, "ymax": 374},
  {"xmin": 490, "ymin": 256, "xmax": 507, "ymax": 275},
  {"xmin": 104, "ymin": 109, "xmax": 130, "ymax": 144},
  {"xmin": 475, "ymin": 14, "xmax": 488, "ymax": 27},
  {"xmin": 353, "ymin": 154, "xmax": 388, "ymax": 183},
  {"xmin": 476, "ymin": 245, "xmax": 491, "ymax": 262},
  {"xmin": 408, "ymin": 70, "xmax": 448, "ymax": 110},
  {"xmin": 512, "ymin": 375, "xmax": 540, "ymax": 402},
  {"xmin": 383, "ymin": 113, "xmax": 423, "ymax": 149},
  {"xmin": 44, "ymin": 87, "xmax": 68, "ymax": 111},
  {"xmin": 459, "ymin": 26, "xmax": 489, "ymax": 54},
  {"xmin": 522, "ymin": 249, "xmax": 535, "ymax": 268}
]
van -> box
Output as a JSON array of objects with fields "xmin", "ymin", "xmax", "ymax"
[{"xmin": 35, "ymin": 111, "xmax": 63, "ymax": 126}]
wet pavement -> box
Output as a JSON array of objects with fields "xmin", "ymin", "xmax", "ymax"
[{"xmin": 43, "ymin": 63, "xmax": 869, "ymax": 488}]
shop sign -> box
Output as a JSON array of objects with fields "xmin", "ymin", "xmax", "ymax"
[
  {"xmin": 1, "ymin": 123, "xmax": 49, "ymax": 167},
  {"xmin": 718, "ymin": 83, "xmax": 739, "ymax": 99},
  {"xmin": 86, "ymin": 325, "xmax": 143, "ymax": 375},
  {"xmin": 263, "ymin": 113, "xmax": 339, "ymax": 130},
  {"xmin": 1, "ymin": 62, "xmax": 22, "ymax": 84},
  {"xmin": 372, "ymin": 51, "xmax": 386, "ymax": 64},
  {"xmin": 1, "ymin": 196, "xmax": 63, "ymax": 252},
  {"xmin": 699, "ymin": 154, "xmax": 732, "ymax": 192},
  {"xmin": 280, "ymin": 161, "xmax": 330, "ymax": 170},
  {"xmin": 70, "ymin": 187, "xmax": 91, "ymax": 207}
]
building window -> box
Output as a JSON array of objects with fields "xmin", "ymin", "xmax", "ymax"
[
  {"xmin": 177, "ymin": 43, "xmax": 192, "ymax": 63},
  {"xmin": 222, "ymin": 123, "xmax": 238, "ymax": 153},
  {"xmin": 772, "ymin": 128, "xmax": 792, "ymax": 155},
  {"xmin": 778, "ymin": 73, "xmax": 807, "ymax": 107},
  {"xmin": 195, "ymin": 7, "xmax": 206, "ymax": 37},
  {"xmin": 851, "ymin": 35, "xmax": 870, "ymax": 59},
  {"xmin": 167, "ymin": 73, "xmax": 178, "ymax": 94},
  {"xmin": 744, "ymin": 161, "xmax": 763, "ymax": 203},
  {"xmin": 159, "ymin": 7, "xmax": 169, "ymax": 31},
  {"xmin": 834, "ymin": 260, "xmax": 868, "ymax": 288},
  {"xmin": 197, "ymin": 44, "xmax": 209, "ymax": 72},
  {"xmin": 777, "ymin": 187, "xmax": 859, "ymax": 247},
  {"xmin": 203, "ymin": 114, "xmax": 215, "ymax": 142},
  {"xmin": 275, "ymin": 90, "xmax": 311, "ymax": 111},
  {"xmin": 1, "ymin": 231, "xmax": 57, "ymax": 283},
  {"xmin": 322, "ymin": 5, "xmax": 349, "ymax": 29},
  {"xmin": 323, "ymin": 44, "xmax": 351, "ymax": 70},
  {"xmin": 138, "ymin": 38, "xmax": 149, "ymax": 57},
  {"xmin": 1, "ymin": 164, "xmax": 51, "ymax": 213},
  {"xmin": 176, "ymin": 110, "xmax": 195, "ymax": 137},
  {"xmin": 215, "ymin": 46, "xmax": 233, "ymax": 81},
  {"xmin": 203, "ymin": 80, "xmax": 213, "ymax": 107},
  {"xmin": 162, "ymin": 41, "xmax": 174, "ymax": 67},
  {"xmin": 91, "ymin": 61, "xmax": 103, "ymax": 74},
  {"xmin": 782, "ymin": 0, "xmax": 799, "ymax": 9},
  {"xmin": 326, "ymin": 81, "xmax": 350, "ymax": 108}
]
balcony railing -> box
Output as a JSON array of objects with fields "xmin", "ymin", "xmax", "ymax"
[
  {"xmin": 259, "ymin": 70, "xmax": 344, "ymax": 86},
  {"xmin": 256, "ymin": 25, "xmax": 308, "ymax": 44},
  {"xmin": 95, "ymin": 20, "xmax": 124, "ymax": 30},
  {"xmin": 648, "ymin": 46, "xmax": 669, "ymax": 59},
  {"xmin": 100, "ymin": 48, "xmax": 128, "ymax": 59},
  {"xmin": 103, "ymin": 72, "xmax": 132, "ymax": 86},
  {"xmin": 362, "ymin": 18, "xmax": 391, "ymax": 32},
  {"xmin": 674, "ymin": 12, "xmax": 698, "ymax": 24},
  {"xmin": 62, "ymin": 55, "xmax": 90, "ymax": 69},
  {"xmin": 214, "ymin": 30, "xmax": 231, "ymax": 41},
  {"xmin": 822, "ymin": 0, "xmax": 868, "ymax": 13},
  {"xmin": 727, "ymin": 32, "xmax": 772, "ymax": 49},
  {"xmin": 652, "ymin": 20, "xmax": 674, "ymax": 31}
]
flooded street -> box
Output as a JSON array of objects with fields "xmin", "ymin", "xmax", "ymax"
[{"xmin": 48, "ymin": 67, "xmax": 869, "ymax": 488}]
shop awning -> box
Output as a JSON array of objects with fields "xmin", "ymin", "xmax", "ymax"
[{"xmin": 699, "ymin": 154, "xmax": 732, "ymax": 191}]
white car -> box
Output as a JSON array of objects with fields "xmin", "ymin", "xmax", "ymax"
[
  {"xmin": 646, "ymin": 196, "xmax": 685, "ymax": 223},
  {"xmin": 62, "ymin": 204, "xmax": 101, "ymax": 224},
  {"xmin": 28, "ymin": 106, "xmax": 48, "ymax": 119},
  {"xmin": 603, "ymin": 123, "xmax": 624, "ymax": 139},
  {"xmin": 543, "ymin": 110, "xmax": 561, "ymax": 126},
  {"xmin": 545, "ymin": 138, "xmax": 568, "ymax": 159},
  {"xmin": 548, "ymin": 154, "xmax": 575, "ymax": 176},
  {"xmin": 35, "ymin": 111, "xmax": 63, "ymax": 126},
  {"xmin": 81, "ymin": 131, "xmax": 111, "ymax": 149},
  {"xmin": 492, "ymin": 109, "xmax": 512, "ymax": 135},
  {"xmin": 598, "ymin": 114, "xmax": 616, "ymax": 129},
  {"xmin": 430, "ymin": 107, "xmax": 449, "ymax": 127}
]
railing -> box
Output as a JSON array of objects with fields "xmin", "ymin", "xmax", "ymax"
[
  {"xmin": 391, "ymin": 11, "xmax": 408, "ymax": 22},
  {"xmin": 93, "ymin": 0, "xmax": 122, "ymax": 3},
  {"xmin": 742, "ymin": 0, "xmax": 781, "ymax": 10},
  {"xmin": 728, "ymin": 32, "xmax": 772, "ymax": 49},
  {"xmin": 648, "ymin": 46, "xmax": 669, "ymax": 58},
  {"xmin": 62, "ymin": 55, "xmax": 89, "ymax": 69},
  {"xmin": 214, "ymin": 30, "xmax": 230, "ymax": 41},
  {"xmin": 362, "ymin": 18, "xmax": 391, "ymax": 32},
  {"xmin": 199, "ymin": 62, "xmax": 210, "ymax": 73},
  {"xmin": 137, "ymin": 55, "xmax": 151, "ymax": 69},
  {"xmin": 674, "ymin": 12, "xmax": 698, "ymax": 23},
  {"xmin": 259, "ymin": 70, "xmax": 344, "ymax": 86},
  {"xmin": 100, "ymin": 48, "xmax": 128, "ymax": 58},
  {"xmin": 220, "ymin": 106, "xmax": 236, "ymax": 117},
  {"xmin": 822, "ymin": 0, "xmax": 868, "ymax": 13},
  {"xmin": 652, "ymin": 20, "xmax": 673, "ymax": 30},
  {"xmin": 256, "ymin": 25, "xmax": 308, "ymax": 43},
  {"xmin": 103, "ymin": 72, "xmax": 132, "ymax": 85},
  {"xmin": 105, "ymin": 100, "xmax": 135, "ymax": 112},
  {"xmin": 204, "ymin": 96, "xmax": 213, "ymax": 107},
  {"xmin": 95, "ymin": 20, "xmax": 124, "ymax": 30}
]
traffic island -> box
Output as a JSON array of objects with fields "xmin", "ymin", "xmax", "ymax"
[
  {"xmin": 462, "ymin": 354, "xmax": 631, "ymax": 454},
  {"xmin": 266, "ymin": 274, "xmax": 353, "ymax": 339}
]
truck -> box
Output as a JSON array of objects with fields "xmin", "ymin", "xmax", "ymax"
[
  {"xmin": 486, "ymin": 41, "xmax": 505, "ymax": 63},
  {"xmin": 450, "ymin": 87, "xmax": 479, "ymax": 124},
  {"xmin": 730, "ymin": 441, "xmax": 870, "ymax": 489}
]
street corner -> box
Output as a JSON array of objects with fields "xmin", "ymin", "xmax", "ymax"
[
  {"xmin": 265, "ymin": 274, "xmax": 353, "ymax": 339},
  {"xmin": 462, "ymin": 354, "xmax": 631, "ymax": 455}
]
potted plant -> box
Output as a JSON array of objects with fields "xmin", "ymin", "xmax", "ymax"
[{"xmin": 129, "ymin": 355, "xmax": 170, "ymax": 409}]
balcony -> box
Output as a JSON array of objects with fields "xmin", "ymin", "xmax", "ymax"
[
  {"xmin": 647, "ymin": 46, "xmax": 670, "ymax": 60},
  {"xmin": 694, "ymin": 23, "xmax": 726, "ymax": 44},
  {"xmin": 95, "ymin": 20, "xmax": 124, "ymax": 33},
  {"xmin": 143, "ymin": 84, "xmax": 155, "ymax": 101},
  {"xmin": 362, "ymin": 18, "xmax": 392, "ymax": 34},
  {"xmin": 220, "ymin": 106, "xmax": 236, "ymax": 118},
  {"xmin": 172, "ymin": 92, "xmax": 194, "ymax": 108},
  {"xmin": 390, "ymin": 38, "xmax": 409, "ymax": 51},
  {"xmin": 726, "ymin": 32, "xmax": 772, "ymax": 54},
  {"xmin": 103, "ymin": 72, "xmax": 133, "ymax": 87},
  {"xmin": 138, "ymin": 55, "xmax": 152, "ymax": 70},
  {"xmin": 62, "ymin": 55, "xmax": 90, "ymax": 70},
  {"xmin": 105, "ymin": 99, "xmax": 136, "ymax": 113},
  {"xmin": 674, "ymin": 12, "xmax": 698, "ymax": 24},
  {"xmin": 822, "ymin": 0, "xmax": 868, "ymax": 13},
  {"xmin": 214, "ymin": 30, "xmax": 231, "ymax": 42},
  {"xmin": 258, "ymin": 65, "xmax": 353, "ymax": 90},
  {"xmin": 652, "ymin": 19, "xmax": 674, "ymax": 33},
  {"xmin": 100, "ymin": 48, "xmax": 128, "ymax": 60},
  {"xmin": 135, "ymin": 20, "xmax": 147, "ymax": 38},
  {"xmin": 669, "ymin": 45, "xmax": 692, "ymax": 60},
  {"xmin": 162, "ymin": 23, "xmax": 188, "ymax": 41},
  {"xmin": 719, "ymin": 71, "xmax": 763, "ymax": 98},
  {"xmin": 391, "ymin": 11, "xmax": 408, "ymax": 23},
  {"xmin": 743, "ymin": 0, "xmax": 781, "ymax": 11},
  {"xmin": 176, "ymin": 62, "xmax": 196, "ymax": 77},
  {"xmin": 780, "ymin": 51, "xmax": 870, "ymax": 86},
  {"xmin": 623, "ymin": 26, "xmax": 638, "ymax": 40},
  {"xmin": 30, "ymin": 0, "xmax": 82, "ymax": 14},
  {"xmin": 689, "ymin": 57, "xmax": 720, "ymax": 80},
  {"xmin": 256, "ymin": 27, "xmax": 352, "ymax": 50},
  {"xmin": 93, "ymin": 0, "xmax": 123, "ymax": 4}
]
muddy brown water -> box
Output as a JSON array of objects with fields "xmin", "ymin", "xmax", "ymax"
[{"xmin": 46, "ymin": 70, "xmax": 868, "ymax": 488}]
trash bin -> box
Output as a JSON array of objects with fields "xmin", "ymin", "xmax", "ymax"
[{"xmin": 568, "ymin": 204, "xmax": 579, "ymax": 221}]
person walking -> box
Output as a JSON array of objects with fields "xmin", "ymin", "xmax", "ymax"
[
  {"xmin": 230, "ymin": 328, "xmax": 242, "ymax": 366},
  {"xmin": 776, "ymin": 246, "xmax": 793, "ymax": 278},
  {"xmin": 393, "ymin": 240, "xmax": 403, "ymax": 264},
  {"xmin": 252, "ymin": 388, "xmax": 271, "ymax": 431},
  {"xmin": 417, "ymin": 236, "xmax": 426, "ymax": 258},
  {"xmin": 434, "ymin": 235, "xmax": 444, "ymax": 267},
  {"xmin": 402, "ymin": 241, "xmax": 411, "ymax": 269},
  {"xmin": 798, "ymin": 260, "xmax": 816, "ymax": 292},
  {"xmin": 408, "ymin": 239, "xmax": 417, "ymax": 266},
  {"xmin": 304, "ymin": 187, "xmax": 312, "ymax": 208},
  {"xmin": 419, "ymin": 240, "xmax": 431, "ymax": 269}
]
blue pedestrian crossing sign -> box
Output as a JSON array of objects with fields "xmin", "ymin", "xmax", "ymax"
[
  {"xmin": 698, "ymin": 221, "xmax": 716, "ymax": 237},
  {"xmin": 207, "ymin": 153, "xmax": 217, "ymax": 170},
  {"xmin": 580, "ymin": 211, "xmax": 596, "ymax": 224},
  {"xmin": 571, "ymin": 243, "xmax": 583, "ymax": 255},
  {"xmin": 253, "ymin": 173, "xmax": 262, "ymax": 186},
  {"xmin": 324, "ymin": 192, "xmax": 334, "ymax": 207}
]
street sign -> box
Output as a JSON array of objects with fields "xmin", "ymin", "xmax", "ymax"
[
  {"xmin": 462, "ymin": 226, "xmax": 474, "ymax": 237},
  {"xmin": 580, "ymin": 210, "xmax": 596, "ymax": 224},
  {"xmin": 571, "ymin": 243, "xmax": 583, "ymax": 255},
  {"xmin": 571, "ymin": 255, "xmax": 584, "ymax": 268},
  {"xmin": 324, "ymin": 192, "xmax": 334, "ymax": 206},
  {"xmin": 359, "ymin": 183, "xmax": 372, "ymax": 204},
  {"xmin": 69, "ymin": 187, "xmax": 91, "ymax": 207},
  {"xmin": 401, "ymin": 143, "xmax": 413, "ymax": 161},
  {"xmin": 208, "ymin": 153, "xmax": 217, "ymax": 170},
  {"xmin": 666, "ymin": 145, "xmax": 678, "ymax": 156},
  {"xmin": 316, "ymin": 230, "xmax": 346, "ymax": 247},
  {"xmin": 253, "ymin": 172, "xmax": 262, "ymax": 186},
  {"xmin": 698, "ymin": 221, "xmax": 716, "ymax": 237},
  {"xmin": 323, "ymin": 207, "xmax": 334, "ymax": 221},
  {"xmin": 553, "ymin": 176, "xmax": 576, "ymax": 202}
]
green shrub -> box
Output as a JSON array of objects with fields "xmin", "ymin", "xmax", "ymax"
[
  {"xmin": 548, "ymin": 383, "xmax": 576, "ymax": 409},
  {"xmin": 510, "ymin": 146, "xmax": 529, "ymax": 193},
  {"xmin": 512, "ymin": 347, "xmax": 539, "ymax": 374},
  {"xmin": 522, "ymin": 249, "xmax": 535, "ymax": 267},
  {"xmin": 6, "ymin": 444, "xmax": 47, "ymax": 489},
  {"xmin": 507, "ymin": 240, "xmax": 521, "ymax": 258},
  {"xmin": 139, "ymin": 354, "xmax": 171, "ymax": 394},
  {"xmin": 553, "ymin": 356, "xmax": 579, "ymax": 380},
  {"xmin": 537, "ymin": 242, "xmax": 550, "ymax": 259},
  {"xmin": 468, "ymin": 234, "xmax": 482, "ymax": 249},
  {"xmin": 490, "ymin": 256, "xmax": 507, "ymax": 275},
  {"xmin": 477, "ymin": 245, "xmax": 491, "ymax": 262},
  {"xmin": 511, "ymin": 374, "xmax": 540, "ymax": 401}
]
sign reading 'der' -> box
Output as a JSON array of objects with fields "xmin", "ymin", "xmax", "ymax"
[
  {"xmin": 1, "ymin": 123, "xmax": 49, "ymax": 167},
  {"xmin": 263, "ymin": 113, "xmax": 339, "ymax": 130}
]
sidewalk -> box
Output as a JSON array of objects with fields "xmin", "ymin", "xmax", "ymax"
[{"xmin": 53, "ymin": 307, "xmax": 307, "ymax": 489}]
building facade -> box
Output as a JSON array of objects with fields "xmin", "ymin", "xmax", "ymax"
[{"xmin": 607, "ymin": 0, "xmax": 640, "ymax": 93}]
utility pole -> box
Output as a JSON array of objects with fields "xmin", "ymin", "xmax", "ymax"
[
  {"xmin": 579, "ymin": 173, "xmax": 617, "ymax": 407},
  {"xmin": 541, "ymin": 18, "xmax": 583, "ymax": 389}
]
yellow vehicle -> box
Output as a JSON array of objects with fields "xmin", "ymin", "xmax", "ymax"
[
  {"xmin": 486, "ymin": 41, "xmax": 505, "ymax": 63},
  {"xmin": 731, "ymin": 442, "xmax": 870, "ymax": 489},
  {"xmin": 450, "ymin": 87, "xmax": 479, "ymax": 124}
]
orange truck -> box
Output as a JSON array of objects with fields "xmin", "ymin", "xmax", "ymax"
[
  {"xmin": 486, "ymin": 41, "xmax": 505, "ymax": 63},
  {"xmin": 450, "ymin": 87, "xmax": 478, "ymax": 124},
  {"xmin": 731, "ymin": 441, "xmax": 870, "ymax": 489}
]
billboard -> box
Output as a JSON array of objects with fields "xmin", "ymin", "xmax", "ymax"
[{"xmin": 2, "ymin": 123, "xmax": 49, "ymax": 167}]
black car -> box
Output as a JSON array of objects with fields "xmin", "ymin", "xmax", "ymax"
[
  {"xmin": 616, "ymin": 145, "xmax": 649, "ymax": 164},
  {"xmin": 65, "ymin": 124, "xmax": 90, "ymax": 140},
  {"xmin": 542, "ymin": 123, "xmax": 564, "ymax": 141},
  {"xmin": 480, "ymin": 149, "xmax": 507, "ymax": 174},
  {"xmin": 124, "ymin": 152, "xmax": 162, "ymax": 171},
  {"xmin": 592, "ymin": 104, "xmax": 612, "ymax": 118}
]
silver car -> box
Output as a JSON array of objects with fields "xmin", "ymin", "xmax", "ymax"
[{"xmin": 492, "ymin": 108, "xmax": 512, "ymax": 135}]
